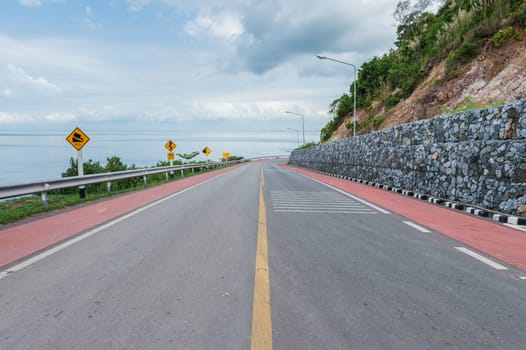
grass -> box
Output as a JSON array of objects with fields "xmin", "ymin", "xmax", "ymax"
[
  {"xmin": 0, "ymin": 165, "xmax": 228, "ymax": 226},
  {"xmin": 441, "ymin": 97, "xmax": 505, "ymax": 114}
]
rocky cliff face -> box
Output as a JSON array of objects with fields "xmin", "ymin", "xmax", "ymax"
[{"xmin": 329, "ymin": 34, "xmax": 526, "ymax": 141}]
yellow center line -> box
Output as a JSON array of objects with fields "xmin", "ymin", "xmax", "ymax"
[{"xmin": 251, "ymin": 166, "xmax": 273, "ymax": 350}]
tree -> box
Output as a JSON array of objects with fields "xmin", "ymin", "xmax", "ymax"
[
  {"xmin": 61, "ymin": 157, "xmax": 104, "ymax": 177},
  {"xmin": 176, "ymin": 151, "xmax": 200, "ymax": 161},
  {"xmin": 105, "ymin": 156, "xmax": 127, "ymax": 172}
]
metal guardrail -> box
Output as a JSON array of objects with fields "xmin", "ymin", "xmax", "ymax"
[
  {"xmin": 0, "ymin": 155, "xmax": 290, "ymax": 202},
  {"xmin": 0, "ymin": 161, "xmax": 238, "ymax": 201}
]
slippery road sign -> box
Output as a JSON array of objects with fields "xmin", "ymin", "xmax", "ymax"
[{"xmin": 66, "ymin": 127, "xmax": 90, "ymax": 151}]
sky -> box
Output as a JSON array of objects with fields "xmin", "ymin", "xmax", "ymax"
[{"xmin": 0, "ymin": 0, "xmax": 404, "ymax": 138}]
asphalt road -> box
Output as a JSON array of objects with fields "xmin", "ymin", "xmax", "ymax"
[{"xmin": 1, "ymin": 160, "xmax": 525, "ymax": 349}]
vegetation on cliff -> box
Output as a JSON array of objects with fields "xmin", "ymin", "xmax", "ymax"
[{"xmin": 321, "ymin": 0, "xmax": 526, "ymax": 142}]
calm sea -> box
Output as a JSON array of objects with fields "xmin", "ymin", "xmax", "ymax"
[{"xmin": 0, "ymin": 127, "xmax": 315, "ymax": 186}]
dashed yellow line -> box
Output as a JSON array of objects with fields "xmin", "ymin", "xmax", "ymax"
[{"xmin": 251, "ymin": 166, "xmax": 272, "ymax": 350}]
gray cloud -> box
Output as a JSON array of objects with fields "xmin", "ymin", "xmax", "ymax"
[
  {"xmin": 232, "ymin": 0, "xmax": 398, "ymax": 74},
  {"xmin": 125, "ymin": 0, "xmax": 399, "ymax": 74}
]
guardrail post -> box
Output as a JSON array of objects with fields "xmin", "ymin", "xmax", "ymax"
[
  {"xmin": 41, "ymin": 191, "xmax": 48, "ymax": 209},
  {"xmin": 165, "ymin": 172, "xmax": 169, "ymax": 181},
  {"xmin": 180, "ymin": 169, "xmax": 184, "ymax": 177},
  {"xmin": 143, "ymin": 175, "xmax": 147, "ymax": 186},
  {"xmin": 192, "ymin": 167, "xmax": 194, "ymax": 174},
  {"xmin": 107, "ymin": 181, "xmax": 112, "ymax": 193}
]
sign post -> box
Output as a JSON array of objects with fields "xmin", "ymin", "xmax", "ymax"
[
  {"xmin": 165, "ymin": 140, "xmax": 176, "ymax": 176},
  {"xmin": 66, "ymin": 127, "xmax": 90, "ymax": 199},
  {"xmin": 202, "ymin": 146, "xmax": 212, "ymax": 168},
  {"xmin": 223, "ymin": 151, "xmax": 230, "ymax": 161},
  {"xmin": 222, "ymin": 152, "xmax": 230, "ymax": 167}
]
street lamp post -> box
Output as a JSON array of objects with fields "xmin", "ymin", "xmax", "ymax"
[
  {"xmin": 316, "ymin": 55, "xmax": 357, "ymax": 137},
  {"xmin": 285, "ymin": 111, "xmax": 305, "ymax": 145},
  {"xmin": 287, "ymin": 128, "xmax": 300, "ymax": 146}
]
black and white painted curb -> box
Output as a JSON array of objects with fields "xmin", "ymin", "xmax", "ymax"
[
  {"xmin": 311, "ymin": 169, "xmax": 526, "ymax": 226},
  {"xmin": 445, "ymin": 201, "xmax": 464, "ymax": 211},
  {"xmin": 465, "ymin": 207, "xmax": 489, "ymax": 218},
  {"xmin": 492, "ymin": 214, "xmax": 526, "ymax": 225}
]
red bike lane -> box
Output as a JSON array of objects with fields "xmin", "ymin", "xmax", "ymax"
[
  {"xmin": 283, "ymin": 163, "xmax": 526, "ymax": 273},
  {"xmin": 0, "ymin": 164, "xmax": 245, "ymax": 268}
]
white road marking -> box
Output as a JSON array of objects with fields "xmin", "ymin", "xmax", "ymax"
[
  {"xmin": 402, "ymin": 221, "xmax": 431, "ymax": 233},
  {"xmin": 274, "ymin": 210, "xmax": 377, "ymax": 214},
  {"xmin": 303, "ymin": 178, "xmax": 391, "ymax": 214},
  {"xmin": 271, "ymin": 190, "xmax": 378, "ymax": 214},
  {"xmin": 455, "ymin": 247, "xmax": 509, "ymax": 270},
  {"xmin": 273, "ymin": 206, "xmax": 371, "ymax": 210},
  {"xmin": 273, "ymin": 203, "xmax": 368, "ymax": 207},
  {"xmin": 519, "ymin": 276, "xmax": 526, "ymax": 280},
  {"xmin": 0, "ymin": 173, "xmax": 227, "ymax": 280},
  {"xmin": 504, "ymin": 224, "xmax": 526, "ymax": 233}
]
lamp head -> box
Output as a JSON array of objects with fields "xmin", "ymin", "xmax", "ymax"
[{"xmin": 316, "ymin": 55, "xmax": 327, "ymax": 60}]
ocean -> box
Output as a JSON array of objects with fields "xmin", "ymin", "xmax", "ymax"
[{"xmin": 0, "ymin": 126, "xmax": 317, "ymax": 186}]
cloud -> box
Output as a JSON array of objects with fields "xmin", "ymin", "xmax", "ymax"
[
  {"xmin": 19, "ymin": 0, "xmax": 64, "ymax": 7},
  {"xmin": 127, "ymin": 0, "xmax": 154, "ymax": 12},
  {"xmin": 0, "ymin": 112, "xmax": 34, "ymax": 124},
  {"xmin": 6, "ymin": 64, "xmax": 61, "ymax": 95},
  {"xmin": 1, "ymin": 0, "xmax": 403, "ymax": 129},
  {"xmin": 19, "ymin": 0, "xmax": 42, "ymax": 7},
  {"xmin": 85, "ymin": 6, "xmax": 94, "ymax": 17},
  {"xmin": 79, "ymin": 6, "xmax": 103, "ymax": 30},
  {"xmin": 184, "ymin": 0, "xmax": 398, "ymax": 74},
  {"xmin": 82, "ymin": 18, "xmax": 103, "ymax": 30},
  {"xmin": 2, "ymin": 88, "xmax": 13, "ymax": 98},
  {"xmin": 185, "ymin": 13, "xmax": 244, "ymax": 40},
  {"xmin": 45, "ymin": 112, "xmax": 76, "ymax": 122}
]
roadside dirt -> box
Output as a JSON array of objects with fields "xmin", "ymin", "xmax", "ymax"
[{"xmin": 329, "ymin": 33, "xmax": 526, "ymax": 140}]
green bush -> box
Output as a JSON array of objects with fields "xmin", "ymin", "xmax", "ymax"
[
  {"xmin": 441, "ymin": 97, "xmax": 505, "ymax": 114},
  {"xmin": 320, "ymin": 117, "xmax": 340, "ymax": 142},
  {"xmin": 386, "ymin": 92, "xmax": 403, "ymax": 109},
  {"xmin": 492, "ymin": 26, "xmax": 519, "ymax": 47},
  {"xmin": 295, "ymin": 142, "xmax": 317, "ymax": 150},
  {"xmin": 516, "ymin": 3, "xmax": 526, "ymax": 26},
  {"xmin": 445, "ymin": 40, "xmax": 480, "ymax": 78},
  {"xmin": 221, "ymin": 155, "xmax": 244, "ymax": 161},
  {"xmin": 372, "ymin": 114, "xmax": 386, "ymax": 129}
]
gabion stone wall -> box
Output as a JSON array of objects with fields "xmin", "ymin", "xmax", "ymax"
[{"xmin": 289, "ymin": 101, "xmax": 526, "ymax": 216}]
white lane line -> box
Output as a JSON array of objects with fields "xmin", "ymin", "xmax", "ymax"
[
  {"xmin": 519, "ymin": 276, "xmax": 526, "ymax": 280},
  {"xmin": 303, "ymin": 178, "xmax": 391, "ymax": 214},
  {"xmin": 274, "ymin": 207, "xmax": 374, "ymax": 212},
  {"xmin": 504, "ymin": 224, "xmax": 526, "ymax": 233},
  {"xmin": 273, "ymin": 204, "xmax": 370, "ymax": 209},
  {"xmin": 272, "ymin": 200, "xmax": 355, "ymax": 204},
  {"xmin": 274, "ymin": 210, "xmax": 377, "ymax": 214},
  {"xmin": 455, "ymin": 247, "xmax": 509, "ymax": 270},
  {"xmin": 402, "ymin": 221, "xmax": 431, "ymax": 233},
  {"xmin": 0, "ymin": 173, "xmax": 226, "ymax": 281}
]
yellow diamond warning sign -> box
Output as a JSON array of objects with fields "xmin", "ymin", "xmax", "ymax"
[
  {"xmin": 66, "ymin": 127, "xmax": 90, "ymax": 151},
  {"xmin": 165, "ymin": 140, "xmax": 176, "ymax": 152},
  {"xmin": 202, "ymin": 146, "xmax": 212, "ymax": 156}
]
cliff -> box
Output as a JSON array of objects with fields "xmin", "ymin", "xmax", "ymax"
[{"xmin": 329, "ymin": 35, "xmax": 526, "ymax": 141}]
